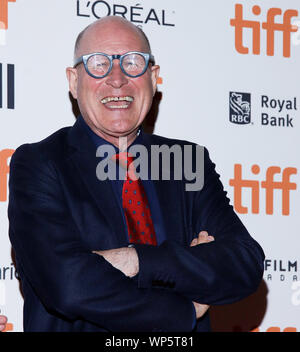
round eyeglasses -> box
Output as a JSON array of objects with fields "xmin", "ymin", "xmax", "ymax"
[{"xmin": 73, "ymin": 51, "xmax": 155, "ymax": 79}]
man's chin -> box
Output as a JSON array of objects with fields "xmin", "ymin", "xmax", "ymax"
[
  {"xmin": 106, "ymin": 120, "xmax": 141, "ymax": 137},
  {"xmin": 107, "ymin": 127, "xmax": 139, "ymax": 139},
  {"xmin": 93, "ymin": 124, "xmax": 140, "ymax": 145}
]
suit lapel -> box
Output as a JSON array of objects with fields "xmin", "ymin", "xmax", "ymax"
[
  {"xmin": 142, "ymin": 132, "xmax": 189, "ymax": 245},
  {"xmin": 153, "ymin": 180, "xmax": 188, "ymax": 244},
  {"xmin": 66, "ymin": 119, "xmax": 128, "ymax": 246}
]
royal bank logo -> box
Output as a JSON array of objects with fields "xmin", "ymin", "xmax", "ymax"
[
  {"xmin": 0, "ymin": 0, "xmax": 16, "ymax": 45},
  {"xmin": 229, "ymin": 92, "xmax": 297, "ymax": 128},
  {"xmin": 229, "ymin": 92, "xmax": 251, "ymax": 125}
]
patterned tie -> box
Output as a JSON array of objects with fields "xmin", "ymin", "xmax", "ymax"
[{"xmin": 113, "ymin": 152, "xmax": 157, "ymax": 245}]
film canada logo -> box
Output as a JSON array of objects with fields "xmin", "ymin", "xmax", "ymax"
[
  {"xmin": 76, "ymin": 0, "xmax": 175, "ymax": 28},
  {"xmin": 0, "ymin": 0, "xmax": 16, "ymax": 46},
  {"xmin": 230, "ymin": 3, "xmax": 298, "ymax": 57},
  {"xmin": 229, "ymin": 92, "xmax": 251, "ymax": 125},
  {"xmin": 229, "ymin": 164, "xmax": 297, "ymax": 215},
  {"xmin": 264, "ymin": 259, "xmax": 298, "ymax": 282}
]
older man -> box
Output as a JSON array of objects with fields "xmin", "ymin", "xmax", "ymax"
[{"xmin": 7, "ymin": 16, "xmax": 264, "ymax": 332}]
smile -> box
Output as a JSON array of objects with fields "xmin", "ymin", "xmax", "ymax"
[{"xmin": 101, "ymin": 96, "xmax": 134, "ymax": 109}]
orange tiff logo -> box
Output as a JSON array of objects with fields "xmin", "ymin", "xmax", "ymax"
[
  {"xmin": 230, "ymin": 4, "xmax": 298, "ymax": 57},
  {"xmin": 252, "ymin": 326, "xmax": 297, "ymax": 332},
  {"xmin": 229, "ymin": 164, "xmax": 297, "ymax": 215},
  {"xmin": 0, "ymin": 149, "xmax": 14, "ymax": 202},
  {"xmin": 0, "ymin": 0, "xmax": 16, "ymax": 29}
]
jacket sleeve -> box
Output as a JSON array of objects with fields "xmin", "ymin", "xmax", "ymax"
[
  {"xmin": 134, "ymin": 147, "xmax": 265, "ymax": 305},
  {"xmin": 8, "ymin": 144, "xmax": 195, "ymax": 331}
]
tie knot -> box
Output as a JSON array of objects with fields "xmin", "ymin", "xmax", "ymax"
[
  {"xmin": 112, "ymin": 152, "xmax": 134, "ymax": 170},
  {"xmin": 112, "ymin": 152, "xmax": 138, "ymax": 181}
]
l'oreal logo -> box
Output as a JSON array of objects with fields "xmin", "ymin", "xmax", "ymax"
[{"xmin": 76, "ymin": 0, "xmax": 175, "ymax": 27}]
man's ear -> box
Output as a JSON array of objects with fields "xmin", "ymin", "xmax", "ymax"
[
  {"xmin": 66, "ymin": 67, "xmax": 78, "ymax": 100},
  {"xmin": 150, "ymin": 65, "xmax": 160, "ymax": 95}
]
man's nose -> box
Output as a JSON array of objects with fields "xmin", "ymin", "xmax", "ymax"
[{"xmin": 105, "ymin": 61, "xmax": 128, "ymax": 88}]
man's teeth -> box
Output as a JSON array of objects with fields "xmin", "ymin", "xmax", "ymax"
[
  {"xmin": 101, "ymin": 96, "xmax": 134, "ymax": 104},
  {"xmin": 107, "ymin": 105, "xmax": 130, "ymax": 109}
]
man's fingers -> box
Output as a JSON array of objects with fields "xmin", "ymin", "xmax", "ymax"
[
  {"xmin": 198, "ymin": 231, "xmax": 208, "ymax": 244},
  {"xmin": 190, "ymin": 231, "xmax": 215, "ymax": 246},
  {"xmin": 192, "ymin": 302, "xmax": 210, "ymax": 319},
  {"xmin": 198, "ymin": 231, "xmax": 215, "ymax": 243},
  {"xmin": 0, "ymin": 316, "xmax": 7, "ymax": 324},
  {"xmin": 190, "ymin": 238, "xmax": 198, "ymax": 247},
  {"xmin": 0, "ymin": 315, "xmax": 7, "ymax": 332}
]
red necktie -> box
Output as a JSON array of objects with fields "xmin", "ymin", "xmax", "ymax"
[{"xmin": 114, "ymin": 152, "xmax": 157, "ymax": 245}]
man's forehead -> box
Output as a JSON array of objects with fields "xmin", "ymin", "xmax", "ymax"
[
  {"xmin": 87, "ymin": 28, "xmax": 143, "ymax": 46},
  {"xmin": 76, "ymin": 18, "xmax": 149, "ymax": 56}
]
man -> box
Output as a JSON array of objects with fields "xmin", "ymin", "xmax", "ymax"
[{"xmin": 7, "ymin": 16, "xmax": 264, "ymax": 332}]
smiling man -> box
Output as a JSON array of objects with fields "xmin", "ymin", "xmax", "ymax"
[
  {"xmin": 7, "ymin": 16, "xmax": 265, "ymax": 332},
  {"xmin": 67, "ymin": 17, "xmax": 159, "ymax": 147}
]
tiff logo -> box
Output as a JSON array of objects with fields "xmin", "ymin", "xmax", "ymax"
[
  {"xmin": 229, "ymin": 164, "xmax": 297, "ymax": 215},
  {"xmin": 0, "ymin": 63, "xmax": 15, "ymax": 109},
  {"xmin": 0, "ymin": 0, "xmax": 16, "ymax": 45},
  {"xmin": 230, "ymin": 4, "xmax": 298, "ymax": 57},
  {"xmin": 0, "ymin": 149, "xmax": 14, "ymax": 202}
]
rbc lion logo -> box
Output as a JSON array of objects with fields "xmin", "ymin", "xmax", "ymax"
[{"xmin": 229, "ymin": 92, "xmax": 251, "ymax": 125}]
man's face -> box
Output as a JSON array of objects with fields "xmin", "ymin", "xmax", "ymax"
[{"xmin": 67, "ymin": 21, "xmax": 160, "ymax": 145}]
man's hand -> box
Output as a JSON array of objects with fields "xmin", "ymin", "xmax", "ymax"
[
  {"xmin": 92, "ymin": 232, "xmax": 214, "ymax": 279},
  {"xmin": 190, "ymin": 231, "xmax": 215, "ymax": 247},
  {"xmin": 0, "ymin": 315, "xmax": 7, "ymax": 332},
  {"xmin": 191, "ymin": 231, "xmax": 215, "ymax": 319},
  {"xmin": 92, "ymin": 230, "xmax": 214, "ymax": 319},
  {"xmin": 93, "ymin": 247, "xmax": 139, "ymax": 277}
]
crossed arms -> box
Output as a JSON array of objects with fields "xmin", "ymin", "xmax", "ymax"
[
  {"xmin": 0, "ymin": 232, "xmax": 211, "ymax": 332},
  {"xmin": 93, "ymin": 231, "xmax": 215, "ymax": 319},
  {"xmin": 8, "ymin": 143, "xmax": 264, "ymax": 331}
]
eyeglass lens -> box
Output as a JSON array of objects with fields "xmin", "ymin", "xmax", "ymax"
[{"xmin": 86, "ymin": 53, "xmax": 147, "ymax": 77}]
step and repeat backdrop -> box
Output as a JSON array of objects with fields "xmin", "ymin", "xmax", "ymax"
[{"xmin": 0, "ymin": 0, "xmax": 299, "ymax": 332}]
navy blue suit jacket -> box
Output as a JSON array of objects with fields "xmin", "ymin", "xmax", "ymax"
[{"xmin": 8, "ymin": 118, "xmax": 265, "ymax": 332}]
